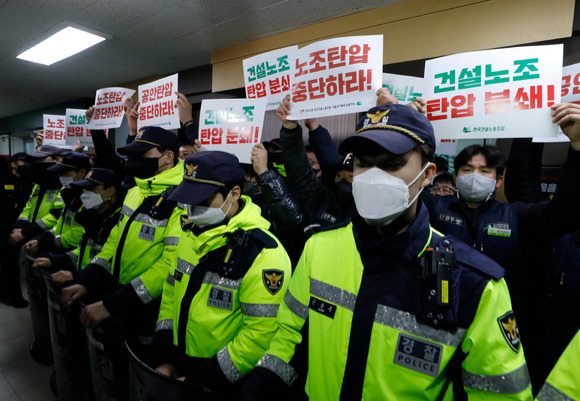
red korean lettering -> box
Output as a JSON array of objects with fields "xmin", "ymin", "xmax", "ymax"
[
  {"xmin": 226, "ymin": 127, "xmax": 239, "ymax": 144},
  {"xmin": 484, "ymin": 90, "xmax": 511, "ymax": 114},
  {"xmin": 562, "ymin": 75, "xmax": 572, "ymax": 97},
  {"xmin": 200, "ymin": 128, "xmax": 211, "ymax": 145},
  {"xmin": 426, "ymin": 98, "xmax": 450, "ymax": 120},
  {"xmin": 308, "ymin": 78, "xmax": 326, "ymax": 100},
  {"xmin": 514, "ymin": 86, "xmax": 542, "ymax": 111},
  {"xmin": 309, "ymin": 50, "xmax": 326, "ymax": 73},
  {"xmin": 327, "ymin": 46, "xmax": 347, "ymax": 69},
  {"xmin": 295, "ymin": 58, "xmax": 308, "ymax": 77},
  {"xmin": 269, "ymin": 78, "xmax": 281, "ymax": 94},
  {"xmin": 255, "ymin": 82, "xmax": 267, "ymax": 97},
  {"xmin": 247, "ymin": 84, "xmax": 256, "ymax": 99},
  {"xmin": 349, "ymin": 44, "xmax": 370, "ymax": 65},
  {"xmin": 292, "ymin": 81, "xmax": 308, "ymax": 103},
  {"xmin": 450, "ymin": 94, "xmax": 476, "ymax": 119}
]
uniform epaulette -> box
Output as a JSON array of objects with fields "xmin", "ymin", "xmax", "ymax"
[
  {"xmin": 250, "ymin": 229, "xmax": 278, "ymax": 249},
  {"xmin": 306, "ymin": 219, "xmax": 351, "ymax": 236},
  {"xmin": 443, "ymin": 235, "xmax": 505, "ymax": 280}
]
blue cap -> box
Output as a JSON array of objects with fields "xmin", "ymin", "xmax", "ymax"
[
  {"xmin": 48, "ymin": 152, "xmax": 91, "ymax": 175},
  {"xmin": 339, "ymin": 104, "xmax": 436, "ymax": 155},
  {"xmin": 29, "ymin": 145, "xmax": 62, "ymax": 159},
  {"xmin": 118, "ymin": 126, "xmax": 179, "ymax": 156},
  {"xmin": 70, "ymin": 168, "xmax": 121, "ymax": 190},
  {"xmin": 169, "ymin": 151, "xmax": 244, "ymax": 205}
]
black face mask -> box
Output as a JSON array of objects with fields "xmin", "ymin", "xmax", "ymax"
[
  {"xmin": 242, "ymin": 181, "xmax": 260, "ymax": 197},
  {"xmin": 31, "ymin": 162, "xmax": 56, "ymax": 186},
  {"xmin": 334, "ymin": 180, "xmax": 354, "ymax": 208},
  {"xmin": 125, "ymin": 155, "xmax": 160, "ymax": 179},
  {"xmin": 16, "ymin": 164, "xmax": 32, "ymax": 178}
]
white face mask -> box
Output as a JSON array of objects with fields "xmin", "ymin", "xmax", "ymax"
[
  {"xmin": 59, "ymin": 176, "xmax": 74, "ymax": 188},
  {"xmin": 81, "ymin": 190, "xmax": 105, "ymax": 210},
  {"xmin": 187, "ymin": 191, "xmax": 233, "ymax": 228},
  {"xmin": 455, "ymin": 173, "xmax": 496, "ymax": 202},
  {"xmin": 353, "ymin": 164, "xmax": 429, "ymax": 226}
]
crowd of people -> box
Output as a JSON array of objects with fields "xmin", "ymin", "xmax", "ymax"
[{"xmin": 0, "ymin": 87, "xmax": 579, "ymax": 400}]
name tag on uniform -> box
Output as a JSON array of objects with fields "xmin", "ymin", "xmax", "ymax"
[
  {"xmin": 207, "ymin": 286, "xmax": 233, "ymax": 310},
  {"xmin": 4, "ymin": 185, "xmax": 14, "ymax": 190},
  {"xmin": 486, "ymin": 223, "xmax": 511, "ymax": 237},
  {"xmin": 437, "ymin": 213, "xmax": 463, "ymax": 227},
  {"xmin": 138, "ymin": 225, "xmax": 156, "ymax": 242},
  {"xmin": 393, "ymin": 333, "xmax": 442, "ymax": 378},
  {"xmin": 174, "ymin": 270, "xmax": 183, "ymax": 282},
  {"xmin": 309, "ymin": 296, "xmax": 336, "ymax": 319}
]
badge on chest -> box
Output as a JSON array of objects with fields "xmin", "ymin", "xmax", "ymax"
[
  {"xmin": 138, "ymin": 225, "xmax": 156, "ymax": 242},
  {"xmin": 393, "ymin": 333, "xmax": 443, "ymax": 377}
]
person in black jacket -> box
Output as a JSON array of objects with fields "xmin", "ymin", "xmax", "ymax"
[{"xmin": 0, "ymin": 152, "xmax": 32, "ymax": 307}]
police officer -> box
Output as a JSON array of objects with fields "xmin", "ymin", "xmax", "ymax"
[
  {"xmin": 242, "ymin": 103, "xmax": 532, "ymax": 400},
  {"xmin": 34, "ymin": 168, "xmax": 125, "ymax": 282},
  {"xmin": 0, "ymin": 152, "xmax": 32, "ymax": 307},
  {"xmin": 10, "ymin": 145, "xmax": 64, "ymax": 246},
  {"xmin": 150, "ymin": 151, "xmax": 291, "ymax": 396},
  {"xmin": 61, "ymin": 127, "xmax": 184, "ymax": 333},
  {"xmin": 24, "ymin": 152, "xmax": 90, "ymax": 259},
  {"xmin": 535, "ymin": 328, "xmax": 580, "ymax": 401}
]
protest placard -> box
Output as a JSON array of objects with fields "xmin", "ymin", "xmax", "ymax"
[
  {"xmin": 382, "ymin": 73, "xmax": 424, "ymax": 103},
  {"xmin": 43, "ymin": 114, "xmax": 66, "ymax": 147},
  {"xmin": 199, "ymin": 99, "xmax": 266, "ymax": 163},
  {"xmin": 138, "ymin": 74, "xmax": 179, "ymax": 130},
  {"xmin": 88, "ymin": 87, "xmax": 135, "ymax": 129},
  {"xmin": 244, "ymin": 46, "xmax": 297, "ymax": 110},
  {"xmin": 287, "ymin": 35, "xmax": 383, "ymax": 120},
  {"xmin": 66, "ymin": 109, "xmax": 108, "ymax": 147},
  {"xmin": 424, "ymin": 44, "xmax": 563, "ymax": 141}
]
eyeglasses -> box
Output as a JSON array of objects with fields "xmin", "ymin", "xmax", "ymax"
[{"xmin": 429, "ymin": 185, "xmax": 456, "ymax": 195}]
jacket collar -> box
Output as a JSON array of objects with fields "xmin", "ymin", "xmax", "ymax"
[
  {"xmin": 135, "ymin": 159, "xmax": 184, "ymax": 196},
  {"xmin": 353, "ymin": 201, "xmax": 432, "ymax": 264}
]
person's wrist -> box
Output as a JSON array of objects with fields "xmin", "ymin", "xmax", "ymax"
[
  {"xmin": 182, "ymin": 119, "xmax": 195, "ymax": 127},
  {"xmin": 283, "ymin": 120, "xmax": 297, "ymax": 129}
]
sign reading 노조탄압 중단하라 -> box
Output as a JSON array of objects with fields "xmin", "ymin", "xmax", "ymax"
[
  {"xmin": 87, "ymin": 87, "xmax": 135, "ymax": 130},
  {"xmin": 43, "ymin": 114, "xmax": 66, "ymax": 148}
]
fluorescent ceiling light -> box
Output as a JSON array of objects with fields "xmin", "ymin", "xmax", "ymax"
[{"xmin": 17, "ymin": 26, "xmax": 107, "ymax": 66}]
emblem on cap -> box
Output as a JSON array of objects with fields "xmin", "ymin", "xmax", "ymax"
[
  {"xmin": 185, "ymin": 163, "xmax": 198, "ymax": 178},
  {"xmin": 136, "ymin": 129, "xmax": 145, "ymax": 139},
  {"xmin": 86, "ymin": 170, "xmax": 94, "ymax": 178},
  {"xmin": 367, "ymin": 109, "xmax": 390, "ymax": 124}
]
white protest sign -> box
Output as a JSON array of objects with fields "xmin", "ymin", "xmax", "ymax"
[
  {"xmin": 533, "ymin": 63, "xmax": 580, "ymax": 143},
  {"xmin": 43, "ymin": 114, "xmax": 66, "ymax": 147},
  {"xmin": 138, "ymin": 74, "xmax": 179, "ymax": 130},
  {"xmin": 382, "ymin": 73, "xmax": 424, "ymax": 103},
  {"xmin": 88, "ymin": 87, "xmax": 135, "ymax": 129},
  {"xmin": 243, "ymin": 46, "xmax": 297, "ymax": 110},
  {"xmin": 287, "ymin": 35, "xmax": 383, "ymax": 120},
  {"xmin": 199, "ymin": 99, "xmax": 267, "ymax": 163},
  {"xmin": 66, "ymin": 109, "xmax": 108, "ymax": 147},
  {"xmin": 424, "ymin": 44, "xmax": 563, "ymax": 141}
]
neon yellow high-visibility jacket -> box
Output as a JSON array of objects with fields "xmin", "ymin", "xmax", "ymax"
[
  {"xmin": 36, "ymin": 190, "xmax": 85, "ymax": 253},
  {"xmin": 152, "ymin": 196, "xmax": 291, "ymax": 389},
  {"xmin": 536, "ymin": 328, "xmax": 580, "ymax": 401},
  {"xmin": 13, "ymin": 184, "xmax": 64, "ymax": 237},
  {"xmin": 77, "ymin": 161, "xmax": 184, "ymax": 319},
  {"xmin": 251, "ymin": 205, "xmax": 532, "ymax": 401}
]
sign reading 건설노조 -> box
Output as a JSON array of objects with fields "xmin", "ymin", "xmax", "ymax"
[
  {"xmin": 138, "ymin": 74, "xmax": 179, "ymax": 130},
  {"xmin": 424, "ymin": 44, "xmax": 563, "ymax": 141},
  {"xmin": 199, "ymin": 98, "xmax": 267, "ymax": 164},
  {"xmin": 87, "ymin": 87, "xmax": 135, "ymax": 129},
  {"xmin": 382, "ymin": 73, "xmax": 424, "ymax": 104},
  {"xmin": 243, "ymin": 46, "xmax": 297, "ymax": 111},
  {"xmin": 66, "ymin": 109, "xmax": 108, "ymax": 147},
  {"xmin": 287, "ymin": 35, "xmax": 383, "ymax": 120}
]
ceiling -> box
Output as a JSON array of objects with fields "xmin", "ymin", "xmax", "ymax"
[{"xmin": 0, "ymin": 0, "xmax": 403, "ymax": 120}]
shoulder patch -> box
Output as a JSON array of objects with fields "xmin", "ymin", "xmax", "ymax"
[
  {"xmin": 443, "ymin": 235, "xmax": 504, "ymax": 280},
  {"xmin": 263, "ymin": 269, "xmax": 284, "ymax": 295},
  {"xmin": 498, "ymin": 311, "xmax": 521, "ymax": 353}
]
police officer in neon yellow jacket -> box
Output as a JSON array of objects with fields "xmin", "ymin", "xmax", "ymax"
[
  {"xmin": 536, "ymin": 328, "xmax": 580, "ymax": 401},
  {"xmin": 11, "ymin": 145, "xmax": 64, "ymax": 246},
  {"xmin": 242, "ymin": 101, "xmax": 532, "ymax": 400},
  {"xmin": 62, "ymin": 127, "xmax": 184, "ymax": 332},
  {"xmin": 150, "ymin": 151, "xmax": 291, "ymax": 396},
  {"xmin": 24, "ymin": 152, "xmax": 90, "ymax": 259}
]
